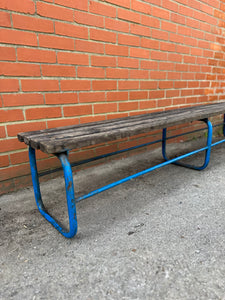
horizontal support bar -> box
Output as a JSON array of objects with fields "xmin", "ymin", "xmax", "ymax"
[
  {"xmin": 77, "ymin": 136, "xmax": 225, "ymax": 202},
  {"xmin": 39, "ymin": 122, "xmax": 225, "ymax": 178}
]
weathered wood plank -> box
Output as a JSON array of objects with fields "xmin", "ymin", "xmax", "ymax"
[{"xmin": 18, "ymin": 102, "xmax": 225, "ymax": 154}]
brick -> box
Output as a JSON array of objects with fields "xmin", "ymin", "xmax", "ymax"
[
  {"xmin": 107, "ymin": 91, "xmax": 128, "ymax": 102},
  {"xmin": 150, "ymin": 71, "xmax": 166, "ymax": 80},
  {"xmin": 170, "ymin": 33, "xmax": 184, "ymax": 44},
  {"xmin": 47, "ymin": 118, "xmax": 79, "ymax": 129},
  {"xmin": 105, "ymin": 18, "xmax": 129, "ymax": 33},
  {"xmin": 141, "ymin": 38, "xmax": 159, "ymax": 50},
  {"xmin": 95, "ymin": 144, "xmax": 118, "ymax": 156},
  {"xmin": 168, "ymin": 53, "xmax": 182, "ymax": 62},
  {"xmin": 92, "ymin": 80, "xmax": 117, "ymax": 91},
  {"xmin": 130, "ymin": 23, "xmax": 151, "ymax": 37},
  {"xmin": 39, "ymin": 34, "xmax": 74, "ymax": 51},
  {"xmin": 91, "ymin": 56, "xmax": 116, "ymax": 67},
  {"xmin": 21, "ymin": 80, "xmax": 59, "ymax": 92},
  {"xmin": 0, "ymin": 155, "xmax": 9, "ymax": 168},
  {"xmin": 118, "ymin": 34, "xmax": 140, "ymax": 46},
  {"xmin": 140, "ymin": 81, "xmax": 158, "ymax": 90},
  {"xmin": 152, "ymin": 6, "xmax": 170, "ymax": 20},
  {"xmin": 0, "ymin": 0, "xmax": 35, "ymax": 14},
  {"xmin": 0, "ymin": 139, "xmax": 26, "ymax": 154},
  {"xmin": 7, "ymin": 121, "xmax": 46, "ymax": 137},
  {"xmin": 160, "ymin": 42, "xmax": 176, "ymax": 52},
  {"xmin": 118, "ymin": 81, "xmax": 139, "ymax": 90},
  {"xmin": 105, "ymin": 44, "xmax": 129, "ymax": 56},
  {"xmin": 0, "ymin": 109, "xmax": 24, "ymax": 123},
  {"xmin": 80, "ymin": 115, "xmax": 106, "ymax": 124},
  {"xmin": 167, "ymin": 72, "xmax": 182, "ymax": 80},
  {"xmin": 118, "ymin": 8, "xmax": 140, "ymax": 23},
  {"xmin": 61, "ymin": 80, "xmax": 91, "ymax": 91},
  {"xmin": 45, "ymin": 93, "xmax": 78, "ymax": 104},
  {"xmin": 131, "ymin": 0, "xmax": 151, "ymax": 14},
  {"xmin": 0, "ymin": 29, "xmax": 37, "ymax": 46},
  {"xmin": 0, "ymin": 126, "xmax": 6, "ymax": 138},
  {"xmin": 159, "ymin": 81, "xmax": 174, "ymax": 89},
  {"xmin": 90, "ymin": 28, "xmax": 117, "ymax": 43},
  {"xmin": 161, "ymin": 21, "xmax": 177, "ymax": 33},
  {"xmin": 63, "ymin": 105, "xmax": 92, "ymax": 117},
  {"xmin": 158, "ymin": 62, "xmax": 175, "ymax": 71},
  {"xmin": 26, "ymin": 107, "xmax": 62, "ymax": 120},
  {"xmin": 42, "ymin": 65, "xmax": 75, "ymax": 77},
  {"xmin": 130, "ymin": 91, "xmax": 148, "ymax": 100},
  {"xmin": 178, "ymin": 25, "xmax": 192, "ymax": 37},
  {"xmin": 76, "ymin": 40, "xmax": 104, "ymax": 54},
  {"xmin": 12, "ymin": 14, "xmax": 54, "ymax": 33},
  {"xmin": 130, "ymin": 48, "xmax": 149, "ymax": 59},
  {"xmin": 162, "ymin": 0, "xmax": 178, "ymax": 12},
  {"xmin": 118, "ymin": 57, "xmax": 139, "ymax": 69},
  {"xmin": 139, "ymin": 100, "xmax": 156, "ymax": 110},
  {"xmin": 57, "ymin": 52, "xmax": 89, "ymax": 65},
  {"xmin": 106, "ymin": 68, "xmax": 129, "ymax": 79},
  {"xmin": 0, "ymin": 11, "xmax": 11, "ymax": 27},
  {"xmin": 0, "ymin": 79, "xmax": 19, "ymax": 92},
  {"xmin": 17, "ymin": 48, "xmax": 56, "ymax": 63},
  {"xmin": 55, "ymin": 0, "xmax": 88, "ymax": 11},
  {"xmin": 151, "ymin": 29, "xmax": 169, "ymax": 41},
  {"xmin": 158, "ymin": 99, "xmax": 172, "ymax": 107},
  {"xmin": 104, "ymin": 0, "xmax": 130, "ymax": 8},
  {"xmin": 149, "ymin": 90, "xmax": 165, "ymax": 99},
  {"xmin": 107, "ymin": 113, "xmax": 128, "ymax": 120},
  {"xmin": 0, "ymin": 62, "xmax": 40, "ymax": 77},
  {"xmin": 151, "ymin": 51, "xmax": 167, "ymax": 61},
  {"xmin": 171, "ymin": 13, "xmax": 186, "ymax": 25},
  {"xmin": 77, "ymin": 67, "xmax": 105, "ymax": 78},
  {"xmin": 3, "ymin": 94, "xmax": 44, "ymax": 107},
  {"xmin": 0, "ymin": 164, "xmax": 30, "ymax": 181},
  {"xmin": 55, "ymin": 22, "xmax": 88, "ymax": 39},
  {"xmin": 10, "ymin": 151, "xmax": 29, "ymax": 165},
  {"xmin": 94, "ymin": 103, "xmax": 117, "ymax": 114},
  {"xmin": 79, "ymin": 92, "xmax": 106, "ymax": 103},
  {"xmin": 129, "ymin": 70, "xmax": 149, "ymax": 79},
  {"xmin": 166, "ymin": 90, "xmax": 180, "ymax": 98},
  {"xmin": 89, "ymin": 1, "xmax": 116, "ymax": 17},
  {"xmin": 37, "ymin": 2, "xmax": 73, "ymax": 22},
  {"xmin": 74, "ymin": 11, "xmax": 104, "ymax": 28},
  {"xmin": 141, "ymin": 15, "xmax": 160, "ymax": 29},
  {"xmin": 0, "ymin": 47, "xmax": 16, "ymax": 61},
  {"xmin": 119, "ymin": 102, "xmax": 138, "ymax": 112}
]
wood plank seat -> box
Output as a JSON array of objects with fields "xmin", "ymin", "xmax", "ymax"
[
  {"xmin": 18, "ymin": 102, "xmax": 225, "ymax": 154},
  {"xmin": 18, "ymin": 102, "xmax": 225, "ymax": 238}
]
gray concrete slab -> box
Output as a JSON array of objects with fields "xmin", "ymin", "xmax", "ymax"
[{"xmin": 1, "ymin": 139, "xmax": 225, "ymax": 300}]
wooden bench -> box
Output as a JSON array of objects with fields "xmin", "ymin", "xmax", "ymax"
[{"xmin": 18, "ymin": 102, "xmax": 225, "ymax": 238}]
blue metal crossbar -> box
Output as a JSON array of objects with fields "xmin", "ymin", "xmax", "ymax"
[{"xmin": 28, "ymin": 118, "xmax": 225, "ymax": 238}]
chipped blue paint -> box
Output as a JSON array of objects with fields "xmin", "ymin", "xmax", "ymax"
[{"xmin": 29, "ymin": 147, "xmax": 77, "ymax": 238}]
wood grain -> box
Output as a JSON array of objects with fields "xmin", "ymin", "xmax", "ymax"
[{"xmin": 18, "ymin": 102, "xmax": 225, "ymax": 154}]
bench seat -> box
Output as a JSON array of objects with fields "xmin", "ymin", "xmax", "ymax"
[{"xmin": 18, "ymin": 102, "xmax": 225, "ymax": 154}]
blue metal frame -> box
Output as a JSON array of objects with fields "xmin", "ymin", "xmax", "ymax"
[
  {"xmin": 29, "ymin": 147, "xmax": 77, "ymax": 238},
  {"xmin": 28, "ymin": 116, "xmax": 225, "ymax": 238},
  {"xmin": 162, "ymin": 118, "xmax": 213, "ymax": 170}
]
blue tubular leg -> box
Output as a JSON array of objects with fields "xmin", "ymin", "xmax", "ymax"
[
  {"xmin": 223, "ymin": 114, "xmax": 225, "ymax": 137},
  {"xmin": 29, "ymin": 147, "xmax": 77, "ymax": 238},
  {"xmin": 162, "ymin": 118, "xmax": 213, "ymax": 170}
]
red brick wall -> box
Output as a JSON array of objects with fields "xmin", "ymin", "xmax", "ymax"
[{"xmin": 0, "ymin": 0, "xmax": 224, "ymax": 194}]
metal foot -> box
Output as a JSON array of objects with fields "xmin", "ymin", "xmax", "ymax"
[
  {"xmin": 29, "ymin": 147, "xmax": 77, "ymax": 238},
  {"xmin": 162, "ymin": 118, "xmax": 213, "ymax": 170}
]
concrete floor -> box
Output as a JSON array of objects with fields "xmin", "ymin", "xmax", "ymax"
[{"xmin": 1, "ymin": 139, "xmax": 225, "ymax": 300}]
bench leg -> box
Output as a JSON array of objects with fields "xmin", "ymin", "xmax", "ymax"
[
  {"xmin": 162, "ymin": 118, "xmax": 213, "ymax": 170},
  {"xmin": 29, "ymin": 147, "xmax": 77, "ymax": 238}
]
